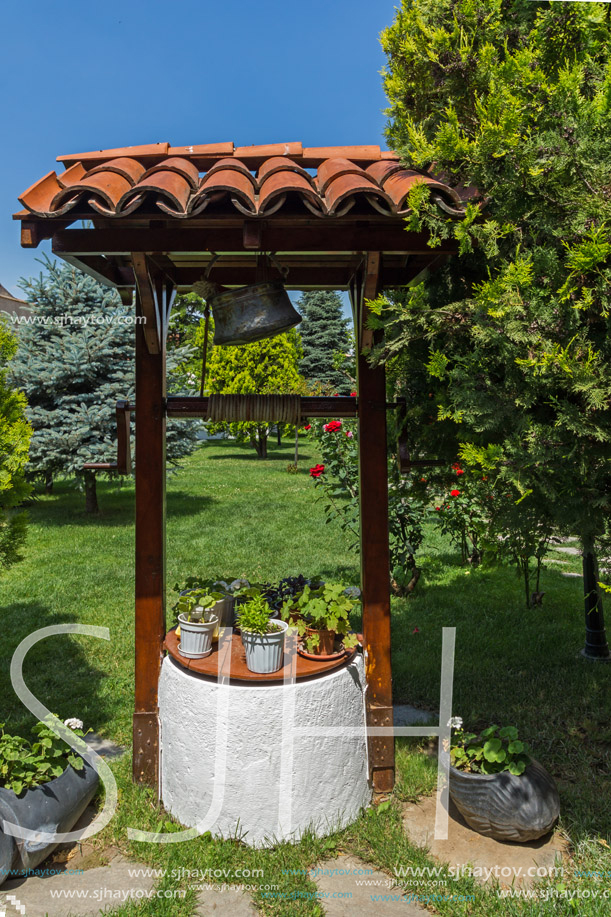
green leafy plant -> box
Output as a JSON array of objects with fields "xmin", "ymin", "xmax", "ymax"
[
  {"xmin": 174, "ymin": 589, "xmax": 221, "ymax": 624},
  {"xmin": 237, "ymin": 594, "xmax": 281, "ymax": 635},
  {"xmin": 450, "ymin": 720, "xmax": 531, "ymax": 777},
  {"xmin": 283, "ymin": 583, "xmax": 359, "ymax": 652},
  {"xmin": 0, "ymin": 718, "xmax": 88, "ymax": 796}
]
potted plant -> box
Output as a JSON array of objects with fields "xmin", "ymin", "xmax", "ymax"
[
  {"xmin": 175, "ymin": 590, "xmax": 219, "ymax": 659},
  {"xmin": 448, "ymin": 718, "xmax": 560, "ymax": 842},
  {"xmin": 238, "ymin": 594, "xmax": 288, "ymax": 674},
  {"xmin": 174, "ymin": 578, "xmax": 236, "ymax": 630},
  {"xmin": 282, "ymin": 583, "xmax": 359, "ymax": 657},
  {"xmin": 0, "ymin": 717, "xmax": 99, "ymax": 885}
]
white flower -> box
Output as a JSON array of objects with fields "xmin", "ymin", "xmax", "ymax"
[
  {"xmin": 64, "ymin": 718, "xmax": 84, "ymax": 730},
  {"xmin": 447, "ymin": 716, "xmax": 463, "ymax": 730}
]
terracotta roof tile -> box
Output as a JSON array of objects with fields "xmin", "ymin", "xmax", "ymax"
[{"xmin": 17, "ymin": 141, "xmax": 468, "ymax": 221}]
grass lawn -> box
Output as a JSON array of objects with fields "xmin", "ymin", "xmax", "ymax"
[{"xmin": 0, "ymin": 438, "xmax": 609, "ymax": 915}]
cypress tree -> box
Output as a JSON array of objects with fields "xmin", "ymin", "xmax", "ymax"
[
  {"xmin": 12, "ymin": 259, "xmax": 198, "ymax": 513},
  {"xmin": 296, "ymin": 291, "xmax": 351, "ymax": 393}
]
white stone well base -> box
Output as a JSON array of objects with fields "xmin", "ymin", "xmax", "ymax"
[{"xmin": 158, "ymin": 651, "xmax": 371, "ymax": 847}]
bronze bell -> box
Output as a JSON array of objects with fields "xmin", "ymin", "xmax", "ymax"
[{"xmin": 209, "ymin": 280, "xmax": 301, "ymax": 346}]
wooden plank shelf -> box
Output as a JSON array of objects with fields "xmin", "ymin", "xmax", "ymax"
[{"xmin": 164, "ymin": 628, "xmax": 358, "ymax": 684}]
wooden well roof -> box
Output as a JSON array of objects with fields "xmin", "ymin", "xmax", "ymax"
[{"xmin": 15, "ymin": 140, "xmax": 469, "ymax": 299}]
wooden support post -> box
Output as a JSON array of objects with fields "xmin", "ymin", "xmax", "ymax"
[
  {"xmin": 353, "ymin": 253, "xmax": 395, "ymax": 793},
  {"xmin": 133, "ymin": 287, "xmax": 166, "ymax": 788}
]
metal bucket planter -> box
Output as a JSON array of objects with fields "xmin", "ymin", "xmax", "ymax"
[
  {"xmin": 241, "ymin": 620, "xmax": 288, "ymax": 674},
  {"xmin": 449, "ymin": 760, "xmax": 560, "ymax": 842},
  {"xmin": 178, "ymin": 614, "xmax": 218, "ymax": 659},
  {"xmin": 209, "ymin": 281, "xmax": 301, "ymax": 346},
  {"xmin": 0, "ymin": 759, "xmax": 99, "ymax": 886}
]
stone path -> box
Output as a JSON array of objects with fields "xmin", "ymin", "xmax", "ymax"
[
  {"xmin": 402, "ymin": 796, "xmax": 567, "ymax": 889},
  {"xmin": 311, "ymin": 855, "xmax": 424, "ymax": 915}
]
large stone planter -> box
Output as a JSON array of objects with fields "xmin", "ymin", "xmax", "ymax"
[
  {"xmin": 449, "ymin": 760, "xmax": 560, "ymax": 842},
  {"xmin": 0, "ymin": 760, "xmax": 99, "ymax": 886}
]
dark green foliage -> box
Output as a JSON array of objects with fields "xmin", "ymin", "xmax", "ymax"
[
  {"xmin": 12, "ymin": 259, "xmax": 199, "ymax": 512},
  {"xmin": 296, "ymin": 291, "xmax": 351, "ymax": 392},
  {"xmin": 378, "ymin": 2, "xmax": 611, "ymax": 615}
]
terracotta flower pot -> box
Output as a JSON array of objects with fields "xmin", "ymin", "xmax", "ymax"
[{"xmin": 305, "ymin": 627, "xmax": 336, "ymax": 656}]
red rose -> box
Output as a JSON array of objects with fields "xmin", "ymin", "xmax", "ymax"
[
  {"xmin": 451, "ymin": 462, "xmax": 465, "ymax": 475},
  {"xmin": 323, "ymin": 421, "xmax": 342, "ymax": 433},
  {"xmin": 420, "ymin": 477, "xmax": 427, "ymax": 483},
  {"xmin": 309, "ymin": 464, "xmax": 325, "ymax": 478},
  {"xmin": 435, "ymin": 506, "xmax": 441, "ymax": 511},
  {"xmin": 303, "ymin": 424, "xmax": 311, "ymax": 431},
  {"xmin": 450, "ymin": 489, "xmax": 460, "ymax": 497},
  {"xmin": 412, "ymin": 627, "xmax": 420, "ymax": 635},
  {"xmin": 350, "ymin": 391, "xmax": 357, "ymax": 397}
]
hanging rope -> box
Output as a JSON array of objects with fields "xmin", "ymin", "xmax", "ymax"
[{"xmin": 206, "ymin": 394, "xmax": 301, "ymax": 425}]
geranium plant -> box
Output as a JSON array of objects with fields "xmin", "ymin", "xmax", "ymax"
[
  {"xmin": 283, "ymin": 583, "xmax": 359, "ymax": 653},
  {"xmin": 450, "ymin": 718, "xmax": 531, "ymax": 777},
  {"xmin": 0, "ymin": 717, "xmax": 88, "ymax": 796}
]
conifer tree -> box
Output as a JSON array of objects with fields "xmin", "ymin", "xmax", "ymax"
[
  {"xmin": 206, "ymin": 329, "xmax": 304, "ymax": 458},
  {"xmin": 12, "ymin": 259, "xmax": 198, "ymax": 513},
  {"xmin": 296, "ymin": 291, "xmax": 351, "ymax": 393},
  {"xmin": 0, "ymin": 318, "xmax": 31, "ymax": 567},
  {"xmin": 379, "ymin": 0, "xmax": 611, "ymax": 652}
]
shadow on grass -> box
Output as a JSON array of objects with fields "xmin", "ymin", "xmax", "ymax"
[
  {"xmin": 390, "ymin": 558, "xmax": 611, "ymax": 840},
  {"xmin": 28, "ymin": 487, "xmax": 216, "ymax": 527},
  {"xmin": 0, "ymin": 602, "xmax": 112, "ymax": 739}
]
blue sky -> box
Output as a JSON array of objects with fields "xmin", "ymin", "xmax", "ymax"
[{"xmin": 0, "ymin": 0, "xmax": 393, "ymax": 297}]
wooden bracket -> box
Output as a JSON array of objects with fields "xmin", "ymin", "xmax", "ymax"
[
  {"xmin": 83, "ymin": 401, "xmax": 132, "ymax": 474},
  {"xmin": 243, "ymin": 220, "xmax": 264, "ymax": 250},
  {"xmin": 132, "ymin": 712, "xmax": 160, "ymax": 788},
  {"xmin": 366, "ymin": 703, "xmax": 395, "ymax": 787}
]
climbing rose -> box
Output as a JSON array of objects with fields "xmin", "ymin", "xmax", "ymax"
[
  {"xmin": 350, "ymin": 391, "xmax": 357, "ymax": 396},
  {"xmin": 323, "ymin": 420, "xmax": 342, "ymax": 433},
  {"xmin": 452, "ymin": 462, "xmax": 465, "ymax": 475},
  {"xmin": 412, "ymin": 627, "xmax": 420, "ymax": 635},
  {"xmin": 450, "ymin": 489, "xmax": 460, "ymax": 497},
  {"xmin": 309, "ymin": 464, "xmax": 325, "ymax": 478},
  {"xmin": 346, "ymin": 430, "xmax": 354, "ymax": 439},
  {"xmin": 435, "ymin": 506, "xmax": 441, "ymax": 511},
  {"xmin": 303, "ymin": 424, "xmax": 311, "ymax": 431}
]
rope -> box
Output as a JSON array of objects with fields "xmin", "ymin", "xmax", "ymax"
[{"xmin": 206, "ymin": 394, "xmax": 301, "ymax": 425}]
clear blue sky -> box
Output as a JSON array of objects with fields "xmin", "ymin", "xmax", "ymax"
[{"xmin": 0, "ymin": 0, "xmax": 394, "ymax": 297}]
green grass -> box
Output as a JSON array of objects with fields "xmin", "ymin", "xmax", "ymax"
[{"xmin": 0, "ymin": 438, "xmax": 610, "ymax": 915}]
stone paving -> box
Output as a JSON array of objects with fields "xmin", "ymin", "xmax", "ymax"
[
  {"xmin": 311, "ymin": 855, "xmax": 424, "ymax": 916},
  {"xmin": 402, "ymin": 796, "xmax": 567, "ymax": 889}
]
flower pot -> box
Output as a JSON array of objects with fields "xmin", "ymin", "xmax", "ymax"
[
  {"xmin": 178, "ymin": 613, "xmax": 218, "ymax": 659},
  {"xmin": 0, "ymin": 759, "xmax": 99, "ymax": 885},
  {"xmin": 241, "ymin": 619, "xmax": 288, "ymax": 674},
  {"xmin": 305, "ymin": 626, "xmax": 336, "ymax": 656},
  {"xmin": 449, "ymin": 759, "xmax": 560, "ymax": 842},
  {"xmin": 234, "ymin": 607, "xmax": 278, "ymax": 635}
]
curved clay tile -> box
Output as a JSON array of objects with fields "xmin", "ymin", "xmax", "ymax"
[
  {"xmin": 57, "ymin": 162, "xmax": 87, "ymax": 189},
  {"xmin": 141, "ymin": 157, "xmax": 200, "ymax": 189},
  {"xmin": 203, "ymin": 158, "xmax": 256, "ymax": 187},
  {"xmin": 324, "ymin": 171, "xmax": 389, "ymax": 214},
  {"xmin": 256, "ymin": 157, "xmax": 313, "ymax": 185},
  {"xmin": 118, "ymin": 170, "xmax": 192, "ymax": 217},
  {"xmin": 316, "ymin": 158, "xmax": 368, "ymax": 194},
  {"xmin": 365, "ymin": 160, "xmax": 405, "ymax": 187},
  {"xmin": 383, "ymin": 169, "xmax": 461, "ymax": 213},
  {"xmin": 51, "ymin": 171, "xmax": 132, "ymax": 215},
  {"xmin": 87, "ymin": 157, "xmax": 146, "ymax": 185},
  {"xmin": 191, "ymin": 168, "xmax": 256, "ymax": 215},
  {"xmin": 19, "ymin": 171, "xmax": 66, "ymax": 216},
  {"xmin": 259, "ymin": 170, "xmax": 323, "ymax": 214}
]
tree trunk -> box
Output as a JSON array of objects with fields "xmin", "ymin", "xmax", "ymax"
[
  {"xmin": 277, "ymin": 427, "xmax": 282, "ymax": 446},
  {"xmin": 84, "ymin": 471, "xmax": 99, "ymax": 514},
  {"xmin": 251, "ymin": 433, "xmax": 268, "ymax": 458},
  {"xmin": 581, "ymin": 533, "xmax": 609, "ymax": 659},
  {"xmin": 44, "ymin": 472, "xmax": 53, "ymax": 494}
]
